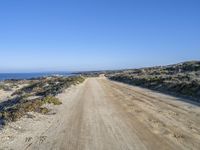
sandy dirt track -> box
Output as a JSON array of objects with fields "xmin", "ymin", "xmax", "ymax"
[{"xmin": 1, "ymin": 77, "xmax": 200, "ymax": 150}]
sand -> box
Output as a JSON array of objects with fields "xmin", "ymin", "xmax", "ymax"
[{"xmin": 0, "ymin": 77, "xmax": 200, "ymax": 150}]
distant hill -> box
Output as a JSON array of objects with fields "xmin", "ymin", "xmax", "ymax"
[{"xmin": 107, "ymin": 61, "xmax": 200, "ymax": 102}]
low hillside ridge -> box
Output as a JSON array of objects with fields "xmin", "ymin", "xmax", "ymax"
[{"xmin": 107, "ymin": 61, "xmax": 200, "ymax": 101}]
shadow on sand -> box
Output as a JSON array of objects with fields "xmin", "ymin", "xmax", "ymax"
[{"xmin": 111, "ymin": 80, "xmax": 200, "ymax": 107}]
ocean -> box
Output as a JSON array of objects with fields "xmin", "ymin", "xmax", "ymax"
[{"xmin": 0, "ymin": 72, "xmax": 73, "ymax": 81}]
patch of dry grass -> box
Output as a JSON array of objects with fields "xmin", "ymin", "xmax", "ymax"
[{"xmin": 0, "ymin": 76, "xmax": 85, "ymax": 125}]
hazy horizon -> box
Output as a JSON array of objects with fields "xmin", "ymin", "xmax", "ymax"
[
  {"xmin": 0, "ymin": 0, "xmax": 200, "ymax": 73},
  {"xmin": 0, "ymin": 60, "xmax": 199, "ymax": 74}
]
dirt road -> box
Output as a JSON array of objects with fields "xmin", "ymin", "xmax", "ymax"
[{"xmin": 1, "ymin": 77, "xmax": 200, "ymax": 150}]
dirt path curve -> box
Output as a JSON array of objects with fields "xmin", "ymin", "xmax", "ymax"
[{"xmin": 1, "ymin": 77, "xmax": 200, "ymax": 150}]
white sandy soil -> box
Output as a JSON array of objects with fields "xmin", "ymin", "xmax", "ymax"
[{"xmin": 0, "ymin": 77, "xmax": 200, "ymax": 150}]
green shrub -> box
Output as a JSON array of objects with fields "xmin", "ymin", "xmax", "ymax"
[
  {"xmin": 42, "ymin": 96, "xmax": 62, "ymax": 105},
  {"xmin": 0, "ymin": 76, "xmax": 85, "ymax": 125}
]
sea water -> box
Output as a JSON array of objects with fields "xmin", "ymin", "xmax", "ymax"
[{"xmin": 0, "ymin": 72, "xmax": 73, "ymax": 81}]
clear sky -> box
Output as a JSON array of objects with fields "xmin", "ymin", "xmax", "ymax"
[{"xmin": 0, "ymin": 0, "xmax": 200, "ymax": 72}]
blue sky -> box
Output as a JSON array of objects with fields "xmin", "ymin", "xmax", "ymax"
[{"xmin": 0, "ymin": 0, "xmax": 200, "ymax": 72}]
